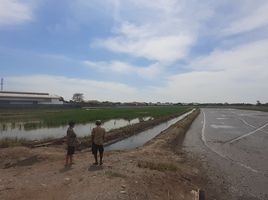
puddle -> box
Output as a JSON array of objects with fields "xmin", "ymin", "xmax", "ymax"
[
  {"xmin": 0, "ymin": 117, "xmax": 153, "ymax": 140},
  {"xmin": 105, "ymin": 110, "xmax": 194, "ymax": 151},
  {"xmin": 210, "ymin": 124, "xmax": 234, "ymax": 129}
]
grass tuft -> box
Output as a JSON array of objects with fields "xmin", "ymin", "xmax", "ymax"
[
  {"xmin": 137, "ymin": 160, "xmax": 177, "ymax": 172},
  {"xmin": 105, "ymin": 170, "xmax": 127, "ymax": 178}
]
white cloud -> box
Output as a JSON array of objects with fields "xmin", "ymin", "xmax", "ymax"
[
  {"xmin": 142, "ymin": 39, "xmax": 268, "ymax": 103},
  {"xmin": 84, "ymin": 60, "xmax": 162, "ymax": 79},
  {"xmin": 191, "ymin": 39, "xmax": 268, "ymax": 72},
  {"xmin": 94, "ymin": 32, "xmax": 194, "ymax": 63},
  {"xmin": 3, "ymin": 1, "xmax": 268, "ymax": 103},
  {"xmin": 91, "ymin": 0, "xmax": 213, "ymax": 63},
  {"xmin": 146, "ymin": 70, "xmax": 267, "ymax": 103},
  {"xmin": 0, "ymin": 0, "xmax": 33, "ymax": 26},
  {"xmin": 66, "ymin": 39, "xmax": 268, "ymax": 103},
  {"xmin": 223, "ymin": 1, "xmax": 268, "ymax": 35},
  {"xmin": 6, "ymin": 75, "xmax": 138, "ymax": 102},
  {"xmin": 5, "ymin": 35, "xmax": 268, "ymax": 104}
]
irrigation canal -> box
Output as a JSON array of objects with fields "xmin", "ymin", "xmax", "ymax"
[
  {"xmin": 0, "ymin": 117, "xmax": 152, "ymax": 140},
  {"xmin": 106, "ymin": 110, "xmax": 194, "ymax": 151}
]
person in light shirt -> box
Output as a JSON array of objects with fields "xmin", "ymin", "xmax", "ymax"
[{"xmin": 91, "ymin": 120, "xmax": 106, "ymax": 165}]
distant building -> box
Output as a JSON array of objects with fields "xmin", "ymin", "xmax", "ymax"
[{"xmin": 0, "ymin": 91, "xmax": 63, "ymax": 105}]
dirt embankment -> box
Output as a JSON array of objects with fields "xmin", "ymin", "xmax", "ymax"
[{"xmin": 0, "ymin": 109, "xmax": 207, "ymax": 200}]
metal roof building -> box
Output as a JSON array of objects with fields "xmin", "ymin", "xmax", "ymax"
[{"xmin": 0, "ymin": 91, "xmax": 63, "ymax": 105}]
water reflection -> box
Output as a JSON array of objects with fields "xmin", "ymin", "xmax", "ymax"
[
  {"xmin": 2, "ymin": 124, "xmax": 7, "ymax": 131},
  {"xmin": 0, "ymin": 117, "xmax": 153, "ymax": 141},
  {"xmin": 11, "ymin": 122, "xmax": 15, "ymax": 129}
]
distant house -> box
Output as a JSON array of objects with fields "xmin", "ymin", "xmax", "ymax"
[{"xmin": 0, "ymin": 91, "xmax": 63, "ymax": 105}]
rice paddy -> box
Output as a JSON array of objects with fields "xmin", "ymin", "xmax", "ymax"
[{"xmin": 0, "ymin": 106, "xmax": 191, "ymax": 127}]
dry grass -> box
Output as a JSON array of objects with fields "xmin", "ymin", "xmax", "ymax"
[
  {"xmin": 137, "ymin": 160, "xmax": 177, "ymax": 172},
  {"xmin": 105, "ymin": 170, "xmax": 127, "ymax": 178}
]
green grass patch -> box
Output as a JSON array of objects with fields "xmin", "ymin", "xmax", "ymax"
[
  {"xmin": 24, "ymin": 122, "xmax": 43, "ymax": 130},
  {"xmin": 0, "ymin": 106, "xmax": 191, "ymax": 127}
]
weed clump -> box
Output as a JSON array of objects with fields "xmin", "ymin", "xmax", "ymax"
[
  {"xmin": 137, "ymin": 160, "xmax": 177, "ymax": 172},
  {"xmin": 105, "ymin": 170, "xmax": 127, "ymax": 178}
]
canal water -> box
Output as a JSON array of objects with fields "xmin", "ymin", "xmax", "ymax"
[
  {"xmin": 106, "ymin": 110, "xmax": 194, "ymax": 151},
  {"xmin": 0, "ymin": 117, "xmax": 152, "ymax": 140}
]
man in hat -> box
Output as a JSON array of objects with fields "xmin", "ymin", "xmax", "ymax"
[{"xmin": 91, "ymin": 120, "xmax": 106, "ymax": 165}]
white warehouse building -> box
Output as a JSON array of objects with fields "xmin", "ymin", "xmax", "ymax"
[{"xmin": 0, "ymin": 91, "xmax": 63, "ymax": 105}]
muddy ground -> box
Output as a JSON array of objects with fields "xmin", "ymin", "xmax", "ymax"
[{"xmin": 0, "ymin": 110, "xmax": 216, "ymax": 200}]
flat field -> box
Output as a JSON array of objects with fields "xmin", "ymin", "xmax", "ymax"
[
  {"xmin": 235, "ymin": 105, "xmax": 268, "ymax": 112},
  {"xmin": 0, "ymin": 106, "xmax": 191, "ymax": 127}
]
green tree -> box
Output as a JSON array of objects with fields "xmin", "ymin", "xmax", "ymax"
[{"xmin": 72, "ymin": 93, "xmax": 84, "ymax": 103}]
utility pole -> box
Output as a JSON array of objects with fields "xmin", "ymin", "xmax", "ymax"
[{"xmin": 1, "ymin": 78, "xmax": 3, "ymax": 91}]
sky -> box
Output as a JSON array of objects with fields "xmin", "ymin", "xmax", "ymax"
[{"xmin": 0, "ymin": 0, "xmax": 268, "ymax": 103}]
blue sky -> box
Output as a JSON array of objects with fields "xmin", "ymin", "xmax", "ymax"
[{"xmin": 0, "ymin": 0, "xmax": 268, "ymax": 103}]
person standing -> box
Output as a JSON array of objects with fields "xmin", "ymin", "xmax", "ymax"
[
  {"xmin": 65, "ymin": 121, "xmax": 78, "ymax": 166},
  {"xmin": 91, "ymin": 120, "xmax": 106, "ymax": 165}
]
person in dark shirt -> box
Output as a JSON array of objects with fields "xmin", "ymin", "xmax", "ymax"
[{"xmin": 65, "ymin": 121, "xmax": 78, "ymax": 166}]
